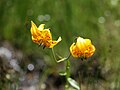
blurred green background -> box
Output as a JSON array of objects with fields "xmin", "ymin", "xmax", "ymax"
[{"xmin": 0, "ymin": 0, "xmax": 120, "ymax": 90}]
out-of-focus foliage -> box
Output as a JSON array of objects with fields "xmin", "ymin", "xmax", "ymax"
[{"xmin": 0, "ymin": 0, "xmax": 120, "ymax": 90}]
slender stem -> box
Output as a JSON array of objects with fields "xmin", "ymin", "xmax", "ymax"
[
  {"xmin": 52, "ymin": 48, "xmax": 57, "ymax": 63},
  {"xmin": 52, "ymin": 48, "xmax": 71, "ymax": 63},
  {"xmin": 51, "ymin": 48, "xmax": 71, "ymax": 89},
  {"xmin": 65, "ymin": 59, "xmax": 70, "ymax": 89},
  {"xmin": 78, "ymin": 71, "xmax": 81, "ymax": 90}
]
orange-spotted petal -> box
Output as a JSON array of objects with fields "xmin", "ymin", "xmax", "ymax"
[
  {"xmin": 70, "ymin": 37, "xmax": 95, "ymax": 58},
  {"xmin": 31, "ymin": 21, "xmax": 41, "ymax": 37},
  {"xmin": 48, "ymin": 37, "xmax": 62, "ymax": 48},
  {"xmin": 42, "ymin": 29, "xmax": 52, "ymax": 40},
  {"xmin": 70, "ymin": 43, "xmax": 83, "ymax": 58},
  {"xmin": 30, "ymin": 21, "xmax": 62, "ymax": 48}
]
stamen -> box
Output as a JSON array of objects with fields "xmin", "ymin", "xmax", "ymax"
[{"xmin": 43, "ymin": 45, "xmax": 46, "ymax": 49}]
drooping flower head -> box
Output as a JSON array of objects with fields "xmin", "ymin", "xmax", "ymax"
[
  {"xmin": 70, "ymin": 37, "xmax": 95, "ymax": 58},
  {"xmin": 30, "ymin": 21, "xmax": 62, "ymax": 48}
]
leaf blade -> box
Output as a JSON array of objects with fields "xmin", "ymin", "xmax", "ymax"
[{"xmin": 67, "ymin": 78, "xmax": 80, "ymax": 90}]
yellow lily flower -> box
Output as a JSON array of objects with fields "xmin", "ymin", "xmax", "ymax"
[
  {"xmin": 70, "ymin": 37, "xmax": 95, "ymax": 58},
  {"xmin": 30, "ymin": 21, "xmax": 62, "ymax": 48}
]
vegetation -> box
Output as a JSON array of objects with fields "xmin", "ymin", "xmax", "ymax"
[{"xmin": 0, "ymin": 0, "xmax": 120, "ymax": 90}]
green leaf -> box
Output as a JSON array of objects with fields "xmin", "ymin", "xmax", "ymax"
[
  {"xmin": 67, "ymin": 78, "xmax": 80, "ymax": 90},
  {"xmin": 57, "ymin": 58, "xmax": 67, "ymax": 63},
  {"xmin": 59, "ymin": 71, "xmax": 66, "ymax": 76}
]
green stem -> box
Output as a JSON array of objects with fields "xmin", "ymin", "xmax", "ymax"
[
  {"xmin": 51, "ymin": 48, "xmax": 71, "ymax": 89},
  {"xmin": 65, "ymin": 59, "xmax": 70, "ymax": 89},
  {"xmin": 52, "ymin": 48, "xmax": 57, "ymax": 63},
  {"xmin": 52, "ymin": 48, "xmax": 71, "ymax": 63},
  {"xmin": 78, "ymin": 72, "xmax": 81, "ymax": 90}
]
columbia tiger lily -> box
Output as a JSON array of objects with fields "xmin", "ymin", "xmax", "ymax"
[
  {"xmin": 70, "ymin": 37, "xmax": 95, "ymax": 58},
  {"xmin": 30, "ymin": 21, "xmax": 62, "ymax": 48}
]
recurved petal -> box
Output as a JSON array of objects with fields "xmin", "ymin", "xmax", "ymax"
[
  {"xmin": 77, "ymin": 37, "xmax": 84, "ymax": 43},
  {"xmin": 70, "ymin": 43, "xmax": 81, "ymax": 58},
  {"xmin": 48, "ymin": 41, "xmax": 58, "ymax": 48},
  {"xmin": 48, "ymin": 37, "xmax": 62, "ymax": 48},
  {"xmin": 38, "ymin": 24, "xmax": 45, "ymax": 31},
  {"xmin": 84, "ymin": 39, "xmax": 91, "ymax": 45},
  {"xmin": 90, "ymin": 45, "xmax": 96, "ymax": 54},
  {"xmin": 70, "ymin": 43, "xmax": 75, "ymax": 54},
  {"xmin": 32, "ymin": 36, "xmax": 39, "ymax": 44},
  {"xmin": 84, "ymin": 44, "xmax": 96, "ymax": 58},
  {"xmin": 31, "ymin": 21, "xmax": 38, "ymax": 35},
  {"xmin": 76, "ymin": 37, "xmax": 86, "ymax": 51},
  {"xmin": 42, "ymin": 29, "xmax": 52, "ymax": 40},
  {"xmin": 57, "ymin": 37, "xmax": 62, "ymax": 42}
]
